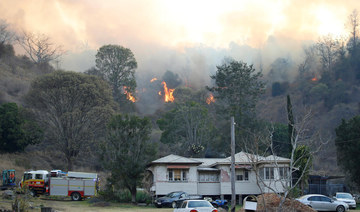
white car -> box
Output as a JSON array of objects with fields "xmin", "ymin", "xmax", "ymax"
[
  {"xmin": 173, "ymin": 200, "xmax": 218, "ymax": 212},
  {"xmin": 296, "ymin": 194, "xmax": 349, "ymax": 212},
  {"xmin": 334, "ymin": 192, "xmax": 357, "ymax": 209}
]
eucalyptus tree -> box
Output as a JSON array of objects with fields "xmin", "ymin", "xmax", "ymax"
[
  {"xmin": 95, "ymin": 44, "xmax": 137, "ymax": 109},
  {"xmin": 26, "ymin": 71, "xmax": 114, "ymax": 170},
  {"xmin": 101, "ymin": 114, "xmax": 156, "ymax": 203}
]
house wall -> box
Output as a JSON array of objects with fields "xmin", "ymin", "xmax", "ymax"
[
  {"xmin": 152, "ymin": 164, "xmax": 199, "ymax": 195},
  {"xmin": 218, "ymin": 165, "xmax": 261, "ymax": 195},
  {"xmin": 150, "ymin": 161, "xmax": 290, "ymax": 196},
  {"xmin": 198, "ymin": 182, "xmax": 220, "ymax": 195}
]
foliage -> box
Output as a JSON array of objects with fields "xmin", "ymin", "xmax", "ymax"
[
  {"xmin": 25, "ymin": 71, "xmax": 114, "ymax": 170},
  {"xmin": 157, "ymin": 101, "xmax": 214, "ymax": 157},
  {"xmin": 0, "ymin": 102, "xmax": 42, "ymax": 153},
  {"xmin": 162, "ymin": 70, "xmax": 182, "ymax": 88},
  {"xmin": 208, "ymin": 59, "xmax": 265, "ymax": 125},
  {"xmin": 335, "ymin": 116, "xmax": 360, "ymax": 187},
  {"xmin": 100, "ymin": 114, "xmax": 156, "ymax": 203},
  {"xmin": 293, "ymin": 145, "xmax": 312, "ymax": 194},
  {"xmin": 271, "ymin": 123, "xmax": 291, "ymax": 157},
  {"xmin": 271, "ymin": 82, "xmax": 289, "ymax": 97},
  {"xmin": 95, "ymin": 44, "xmax": 137, "ymax": 111}
]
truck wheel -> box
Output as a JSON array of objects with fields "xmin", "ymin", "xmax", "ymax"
[{"xmin": 71, "ymin": 192, "xmax": 82, "ymax": 201}]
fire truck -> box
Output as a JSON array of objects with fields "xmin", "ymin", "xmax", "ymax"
[{"xmin": 20, "ymin": 170, "xmax": 98, "ymax": 201}]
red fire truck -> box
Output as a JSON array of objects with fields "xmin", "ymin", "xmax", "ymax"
[{"xmin": 20, "ymin": 170, "xmax": 98, "ymax": 200}]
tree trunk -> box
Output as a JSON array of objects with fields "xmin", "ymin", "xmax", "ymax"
[
  {"xmin": 131, "ymin": 187, "xmax": 137, "ymax": 204},
  {"xmin": 66, "ymin": 156, "xmax": 73, "ymax": 171}
]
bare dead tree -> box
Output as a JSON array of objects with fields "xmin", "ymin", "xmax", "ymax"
[
  {"xmin": 17, "ymin": 31, "xmax": 65, "ymax": 65},
  {"xmin": 347, "ymin": 9, "xmax": 359, "ymax": 54},
  {"xmin": 243, "ymin": 110, "xmax": 328, "ymax": 212},
  {"xmin": 0, "ymin": 20, "xmax": 15, "ymax": 45},
  {"xmin": 316, "ymin": 35, "xmax": 342, "ymax": 76}
]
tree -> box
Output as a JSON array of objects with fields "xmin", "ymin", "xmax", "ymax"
[
  {"xmin": 0, "ymin": 19, "xmax": 15, "ymax": 45},
  {"xmin": 335, "ymin": 116, "xmax": 360, "ymax": 187},
  {"xmin": 0, "ymin": 102, "xmax": 42, "ymax": 152},
  {"xmin": 17, "ymin": 31, "xmax": 64, "ymax": 65},
  {"xmin": 208, "ymin": 59, "xmax": 265, "ymax": 125},
  {"xmin": 157, "ymin": 101, "xmax": 214, "ymax": 157},
  {"xmin": 95, "ymin": 44, "xmax": 137, "ymax": 107},
  {"xmin": 100, "ymin": 114, "xmax": 156, "ymax": 203},
  {"xmin": 162, "ymin": 70, "xmax": 182, "ymax": 88},
  {"xmin": 25, "ymin": 71, "xmax": 114, "ymax": 170},
  {"xmin": 316, "ymin": 35, "xmax": 341, "ymax": 79},
  {"xmin": 347, "ymin": 9, "xmax": 360, "ymax": 55}
]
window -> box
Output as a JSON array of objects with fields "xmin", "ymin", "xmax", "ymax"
[
  {"xmin": 168, "ymin": 169, "xmax": 188, "ymax": 181},
  {"xmin": 199, "ymin": 172, "xmax": 219, "ymax": 182},
  {"xmin": 35, "ymin": 174, "xmax": 43, "ymax": 179},
  {"xmin": 261, "ymin": 167, "xmax": 274, "ymax": 180},
  {"xmin": 236, "ymin": 175, "xmax": 243, "ymax": 181},
  {"xmin": 236, "ymin": 169, "xmax": 249, "ymax": 181},
  {"xmin": 308, "ymin": 196, "xmax": 321, "ymax": 201},
  {"xmin": 279, "ymin": 167, "xmax": 288, "ymax": 179}
]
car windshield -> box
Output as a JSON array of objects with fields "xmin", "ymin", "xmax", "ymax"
[
  {"xmin": 166, "ymin": 192, "xmax": 181, "ymax": 198},
  {"xmin": 188, "ymin": 201, "xmax": 212, "ymax": 208},
  {"xmin": 337, "ymin": 193, "xmax": 353, "ymax": 199}
]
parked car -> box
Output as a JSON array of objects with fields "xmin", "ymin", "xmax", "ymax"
[
  {"xmin": 296, "ymin": 194, "xmax": 349, "ymax": 212},
  {"xmin": 154, "ymin": 191, "xmax": 202, "ymax": 208},
  {"xmin": 174, "ymin": 200, "xmax": 218, "ymax": 212},
  {"xmin": 333, "ymin": 192, "xmax": 357, "ymax": 209}
]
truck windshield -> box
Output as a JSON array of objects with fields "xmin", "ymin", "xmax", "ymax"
[
  {"xmin": 24, "ymin": 173, "xmax": 32, "ymax": 180},
  {"xmin": 35, "ymin": 174, "xmax": 43, "ymax": 179}
]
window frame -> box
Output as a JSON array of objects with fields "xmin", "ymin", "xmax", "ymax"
[{"xmin": 168, "ymin": 169, "xmax": 188, "ymax": 182}]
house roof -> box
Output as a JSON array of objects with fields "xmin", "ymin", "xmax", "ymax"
[
  {"xmin": 151, "ymin": 154, "xmax": 202, "ymax": 164},
  {"xmin": 150, "ymin": 152, "xmax": 291, "ymax": 166}
]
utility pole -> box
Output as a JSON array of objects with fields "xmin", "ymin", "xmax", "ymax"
[{"xmin": 231, "ymin": 116, "xmax": 236, "ymax": 212}]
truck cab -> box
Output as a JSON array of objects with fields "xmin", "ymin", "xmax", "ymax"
[{"xmin": 20, "ymin": 170, "xmax": 49, "ymax": 196}]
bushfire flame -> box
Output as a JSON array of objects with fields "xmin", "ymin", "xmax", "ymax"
[
  {"xmin": 150, "ymin": 78, "xmax": 158, "ymax": 82},
  {"xmin": 311, "ymin": 77, "xmax": 318, "ymax": 81},
  {"xmin": 160, "ymin": 81, "xmax": 175, "ymax": 102},
  {"xmin": 123, "ymin": 86, "xmax": 136, "ymax": 102},
  {"xmin": 206, "ymin": 93, "xmax": 215, "ymax": 104}
]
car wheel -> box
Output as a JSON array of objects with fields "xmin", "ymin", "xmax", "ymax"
[
  {"xmin": 336, "ymin": 205, "xmax": 345, "ymax": 212},
  {"xmin": 155, "ymin": 204, "xmax": 162, "ymax": 208},
  {"xmin": 172, "ymin": 201, "xmax": 177, "ymax": 208},
  {"xmin": 71, "ymin": 192, "xmax": 82, "ymax": 201}
]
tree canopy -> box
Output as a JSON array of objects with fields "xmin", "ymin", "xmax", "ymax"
[
  {"xmin": 335, "ymin": 116, "xmax": 360, "ymax": 187},
  {"xmin": 25, "ymin": 71, "xmax": 114, "ymax": 170},
  {"xmin": 100, "ymin": 114, "xmax": 156, "ymax": 203},
  {"xmin": 0, "ymin": 102, "xmax": 42, "ymax": 152},
  {"xmin": 208, "ymin": 59, "xmax": 265, "ymax": 123},
  {"xmin": 157, "ymin": 101, "xmax": 214, "ymax": 157},
  {"xmin": 95, "ymin": 44, "xmax": 137, "ymax": 110}
]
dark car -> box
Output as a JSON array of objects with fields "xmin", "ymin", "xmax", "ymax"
[{"xmin": 154, "ymin": 191, "xmax": 202, "ymax": 208}]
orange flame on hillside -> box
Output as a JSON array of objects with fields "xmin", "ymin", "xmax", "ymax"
[
  {"xmin": 123, "ymin": 86, "xmax": 136, "ymax": 102},
  {"xmin": 150, "ymin": 78, "xmax": 158, "ymax": 82},
  {"xmin": 160, "ymin": 81, "xmax": 175, "ymax": 102},
  {"xmin": 206, "ymin": 93, "xmax": 215, "ymax": 104},
  {"xmin": 311, "ymin": 77, "xmax": 317, "ymax": 81}
]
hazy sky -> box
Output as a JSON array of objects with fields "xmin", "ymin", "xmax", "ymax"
[{"xmin": 1, "ymin": 0, "xmax": 359, "ymax": 84}]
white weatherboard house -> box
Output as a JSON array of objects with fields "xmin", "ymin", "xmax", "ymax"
[{"xmin": 147, "ymin": 152, "xmax": 291, "ymax": 201}]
